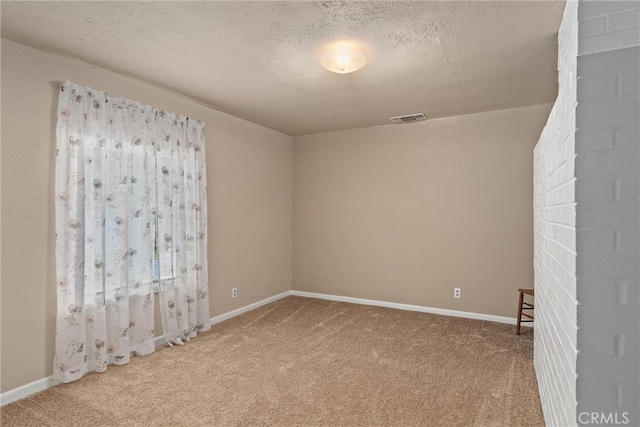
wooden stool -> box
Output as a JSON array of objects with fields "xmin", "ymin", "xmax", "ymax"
[{"xmin": 516, "ymin": 288, "xmax": 534, "ymax": 335}]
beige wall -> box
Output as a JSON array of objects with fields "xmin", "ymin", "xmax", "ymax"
[
  {"xmin": 0, "ymin": 39, "xmax": 293, "ymax": 393},
  {"xmin": 1, "ymin": 37, "xmax": 552, "ymax": 395},
  {"xmin": 293, "ymin": 104, "xmax": 552, "ymax": 318}
]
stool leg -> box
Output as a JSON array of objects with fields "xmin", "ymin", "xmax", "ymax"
[{"xmin": 516, "ymin": 291, "xmax": 524, "ymax": 335}]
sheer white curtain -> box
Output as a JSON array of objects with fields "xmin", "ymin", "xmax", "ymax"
[
  {"xmin": 54, "ymin": 81, "xmax": 210, "ymax": 383},
  {"xmin": 154, "ymin": 107, "xmax": 211, "ymax": 346}
]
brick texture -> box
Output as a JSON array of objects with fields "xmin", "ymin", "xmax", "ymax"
[
  {"xmin": 535, "ymin": 2, "xmax": 639, "ymax": 426},
  {"xmin": 533, "ymin": 2, "xmax": 579, "ymax": 426},
  {"xmin": 576, "ymin": 0, "xmax": 640, "ymax": 422}
]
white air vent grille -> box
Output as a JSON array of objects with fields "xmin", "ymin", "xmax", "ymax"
[{"xmin": 390, "ymin": 113, "xmax": 427, "ymax": 124}]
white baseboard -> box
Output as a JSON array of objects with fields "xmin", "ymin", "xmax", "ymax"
[
  {"xmin": 291, "ymin": 290, "xmax": 527, "ymax": 326},
  {"xmin": 151, "ymin": 290, "xmax": 292, "ymax": 348},
  {"xmin": 1, "ymin": 290, "xmax": 291, "ymax": 407},
  {"xmin": 2, "ymin": 289, "xmax": 528, "ymax": 406},
  {"xmin": 0, "ymin": 376, "xmax": 60, "ymax": 407},
  {"xmin": 209, "ymin": 290, "xmax": 291, "ymax": 326}
]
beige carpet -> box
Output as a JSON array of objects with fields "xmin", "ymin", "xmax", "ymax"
[{"xmin": 2, "ymin": 296, "xmax": 542, "ymax": 426}]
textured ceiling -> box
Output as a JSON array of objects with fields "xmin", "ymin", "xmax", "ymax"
[{"xmin": 1, "ymin": 1, "xmax": 564, "ymax": 136}]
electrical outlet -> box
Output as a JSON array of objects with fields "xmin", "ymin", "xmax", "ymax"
[
  {"xmin": 454, "ymin": 288, "xmax": 461, "ymax": 299},
  {"xmin": 232, "ymin": 287, "xmax": 238, "ymax": 298}
]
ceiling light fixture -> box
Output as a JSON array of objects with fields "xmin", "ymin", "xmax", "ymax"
[{"xmin": 320, "ymin": 49, "xmax": 366, "ymax": 74}]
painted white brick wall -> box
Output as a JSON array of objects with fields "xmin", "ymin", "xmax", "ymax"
[
  {"xmin": 535, "ymin": 1, "xmax": 639, "ymax": 426},
  {"xmin": 534, "ymin": 2, "xmax": 579, "ymax": 426},
  {"xmin": 578, "ymin": 0, "xmax": 640, "ymax": 55},
  {"xmin": 576, "ymin": 0, "xmax": 640, "ymax": 424}
]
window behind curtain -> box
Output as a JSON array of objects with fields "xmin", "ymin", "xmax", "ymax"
[{"xmin": 54, "ymin": 81, "xmax": 210, "ymax": 384}]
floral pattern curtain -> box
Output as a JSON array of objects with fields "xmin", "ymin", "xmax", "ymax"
[
  {"xmin": 154, "ymin": 105, "xmax": 211, "ymax": 347},
  {"xmin": 54, "ymin": 81, "xmax": 210, "ymax": 383}
]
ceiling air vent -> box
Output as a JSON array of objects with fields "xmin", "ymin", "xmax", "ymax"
[{"xmin": 390, "ymin": 113, "xmax": 427, "ymax": 124}]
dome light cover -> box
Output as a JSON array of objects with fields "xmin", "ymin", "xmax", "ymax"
[{"xmin": 320, "ymin": 50, "xmax": 366, "ymax": 74}]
